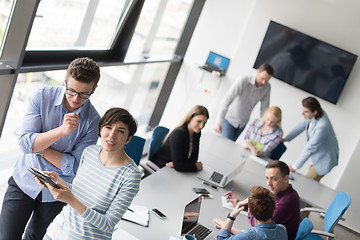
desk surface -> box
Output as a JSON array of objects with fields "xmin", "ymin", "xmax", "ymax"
[
  {"xmin": 115, "ymin": 167, "xmax": 251, "ymax": 239},
  {"xmin": 115, "ymin": 131, "xmax": 337, "ymax": 239}
]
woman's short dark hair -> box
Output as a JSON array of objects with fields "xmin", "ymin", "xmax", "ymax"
[
  {"xmin": 98, "ymin": 108, "xmax": 137, "ymax": 139},
  {"xmin": 302, "ymin": 97, "xmax": 323, "ymax": 119},
  {"xmin": 248, "ymin": 186, "xmax": 276, "ymax": 222}
]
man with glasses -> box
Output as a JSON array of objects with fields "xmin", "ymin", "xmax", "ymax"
[{"xmin": 0, "ymin": 57, "xmax": 101, "ymax": 240}]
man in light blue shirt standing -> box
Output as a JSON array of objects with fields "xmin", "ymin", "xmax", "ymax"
[
  {"xmin": 0, "ymin": 57, "xmax": 101, "ymax": 240},
  {"xmin": 284, "ymin": 96, "xmax": 339, "ymax": 182}
]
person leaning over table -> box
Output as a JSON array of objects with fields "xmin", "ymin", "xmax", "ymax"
[
  {"xmin": 215, "ymin": 186, "xmax": 288, "ymax": 240},
  {"xmin": 214, "ymin": 160, "xmax": 301, "ymax": 240},
  {"xmin": 0, "ymin": 57, "xmax": 101, "ymax": 240},
  {"xmin": 213, "ymin": 64, "xmax": 274, "ymax": 142},
  {"xmin": 38, "ymin": 107, "xmax": 141, "ymax": 240},
  {"xmin": 150, "ymin": 105, "xmax": 209, "ymax": 172},
  {"xmin": 283, "ymin": 96, "xmax": 339, "ymax": 182},
  {"xmin": 240, "ymin": 106, "xmax": 283, "ymax": 157}
]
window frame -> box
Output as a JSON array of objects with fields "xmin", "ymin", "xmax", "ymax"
[
  {"xmin": 21, "ymin": 0, "xmax": 145, "ymax": 72},
  {"xmin": 0, "ymin": 0, "xmax": 205, "ymax": 137}
]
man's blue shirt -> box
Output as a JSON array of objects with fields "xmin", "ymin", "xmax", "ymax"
[
  {"xmin": 13, "ymin": 86, "xmax": 100, "ymax": 202},
  {"xmin": 217, "ymin": 222, "xmax": 287, "ymax": 240}
]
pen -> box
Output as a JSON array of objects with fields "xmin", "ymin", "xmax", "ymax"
[{"xmin": 226, "ymin": 188, "xmax": 234, "ymax": 201}]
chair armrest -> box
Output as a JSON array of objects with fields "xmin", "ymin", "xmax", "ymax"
[
  {"xmin": 311, "ymin": 229, "xmax": 335, "ymax": 239},
  {"xmin": 143, "ymin": 159, "xmax": 160, "ymax": 171},
  {"xmin": 139, "ymin": 162, "xmax": 156, "ymax": 174},
  {"xmin": 139, "ymin": 159, "xmax": 160, "ymax": 174},
  {"xmin": 300, "ymin": 207, "xmax": 326, "ymax": 214},
  {"xmin": 138, "ymin": 165, "xmax": 145, "ymax": 178}
]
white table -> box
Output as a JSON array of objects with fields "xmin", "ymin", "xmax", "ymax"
[
  {"xmin": 115, "ymin": 166, "xmax": 251, "ymax": 239},
  {"xmin": 115, "ymin": 131, "xmax": 338, "ymax": 239}
]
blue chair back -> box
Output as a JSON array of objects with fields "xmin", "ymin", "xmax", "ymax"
[
  {"xmin": 148, "ymin": 126, "xmax": 169, "ymax": 159},
  {"xmin": 324, "ymin": 191, "xmax": 351, "ymax": 233},
  {"xmin": 295, "ymin": 217, "xmax": 313, "ymax": 240},
  {"xmin": 125, "ymin": 135, "xmax": 145, "ymax": 165},
  {"xmin": 269, "ymin": 142, "xmax": 287, "ymax": 160}
]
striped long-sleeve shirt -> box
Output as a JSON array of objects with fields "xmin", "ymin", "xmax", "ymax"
[{"xmin": 49, "ymin": 145, "xmax": 141, "ymax": 239}]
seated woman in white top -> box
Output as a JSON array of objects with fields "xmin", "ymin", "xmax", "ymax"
[
  {"xmin": 36, "ymin": 107, "xmax": 141, "ymax": 240},
  {"xmin": 240, "ymin": 106, "xmax": 283, "ymax": 157}
]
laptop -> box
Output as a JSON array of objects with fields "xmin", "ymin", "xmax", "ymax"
[
  {"xmin": 199, "ymin": 51, "xmax": 230, "ymax": 76},
  {"xmin": 197, "ymin": 158, "xmax": 245, "ymax": 188},
  {"xmin": 180, "ymin": 196, "xmax": 216, "ymax": 240}
]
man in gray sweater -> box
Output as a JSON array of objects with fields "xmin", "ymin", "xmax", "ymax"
[{"xmin": 214, "ymin": 64, "xmax": 274, "ymax": 141}]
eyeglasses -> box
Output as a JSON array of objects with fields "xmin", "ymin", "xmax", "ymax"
[{"xmin": 65, "ymin": 81, "xmax": 94, "ymax": 99}]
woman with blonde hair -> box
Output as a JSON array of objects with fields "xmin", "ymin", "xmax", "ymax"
[
  {"xmin": 240, "ymin": 106, "xmax": 283, "ymax": 157},
  {"xmin": 150, "ymin": 105, "xmax": 209, "ymax": 172}
]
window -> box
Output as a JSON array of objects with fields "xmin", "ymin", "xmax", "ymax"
[
  {"xmin": 0, "ymin": 0, "xmax": 204, "ymax": 189},
  {"xmin": 0, "ymin": 0, "xmax": 15, "ymax": 55},
  {"xmin": 26, "ymin": 0, "xmax": 132, "ymax": 50},
  {"xmin": 126, "ymin": 0, "xmax": 194, "ymax": 57}
]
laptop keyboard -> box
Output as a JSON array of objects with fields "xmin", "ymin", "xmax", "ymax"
[
  {"xmin": 188, "ymin": 224, "xmax": 212, "ymax": 240},
  {"xmin": 209, "ymin": 171, "xmax": 224, "ymax": 184}
]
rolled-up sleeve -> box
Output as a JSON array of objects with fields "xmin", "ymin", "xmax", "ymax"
[{"xmin": 18, "ymin": 89, "xmax": 43, "ymax": 154}]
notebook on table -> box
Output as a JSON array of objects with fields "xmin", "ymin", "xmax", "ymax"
[
  {"xmin": 199, "ymin": 51, "xmax": 230, "ymax": 76},
  {"xmin": 180, "ymin": 196, "xmax": 216, "ymax": 240}
]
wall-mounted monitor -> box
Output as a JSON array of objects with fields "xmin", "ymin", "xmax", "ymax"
[{"xmin": 253, "ymin": 20, "xmax": 357, "ymax": 104}]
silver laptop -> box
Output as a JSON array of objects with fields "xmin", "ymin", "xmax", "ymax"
[
  {"xmin": 197, "ymin": 158, "xmax": 245, "ymax": 188},
  {"xmin": 180, "ymin": 196, "xmax": 216, "ymax": 240}
]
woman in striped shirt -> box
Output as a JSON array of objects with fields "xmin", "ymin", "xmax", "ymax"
[{"xmin": 37, "ymin": 107, "xmax": 141, "ymax": 239}]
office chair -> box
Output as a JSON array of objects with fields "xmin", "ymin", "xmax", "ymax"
[
  {"xmin": 269, "ymin": 142, "xmax": 287, "ymax": 160},
  {"xmin": 125, "ymin": 135, "xmax": 146, "ymax": 166},
  {"xmin": 301, "ymin": 191, "xmax": 351, "ymax": 240},
  {"xmin": 295, "ymin": 217, "xmax": 313, "ymax": 240},
  {"xmin": 140, "ymin": 126, "xmax": 169, "ymax": 174}
]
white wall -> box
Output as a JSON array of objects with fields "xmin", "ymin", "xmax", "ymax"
[{"xmin": 161, "ymin": 0, "xmax": 360, "ymax": 200}]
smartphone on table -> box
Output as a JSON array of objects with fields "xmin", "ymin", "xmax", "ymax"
[
  {"xmin": 192, "ymin": 188, "xmax": 209, "ymax": 194},
  {"xmin": 192, "ymin": 188, "xmax": 213, "ymax": 199},
  {"xmin": 151, "ymin": 208, "xmax": 167, "ymax": 220}
]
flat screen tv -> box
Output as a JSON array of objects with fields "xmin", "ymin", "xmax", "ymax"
[{"xmin": 253, "ymin": 20, "xmax": 357, "ymax": 104}]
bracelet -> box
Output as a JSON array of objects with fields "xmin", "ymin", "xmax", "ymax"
[{"xmin": 227, "ymin": 213, "xmax": 236, "ymax": 221}]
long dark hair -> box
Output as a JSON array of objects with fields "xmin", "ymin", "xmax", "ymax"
[{"xmin": 302, "ymin": 97, "xmax": 323, "ymax": 119}]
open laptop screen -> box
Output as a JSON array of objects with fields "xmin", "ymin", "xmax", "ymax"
[
  {"xmin": 181, "ymin": 196, "xmax": 202, "ymax": 235},
  {"xmin": 206, "ymin": 51, "xmax": 230, "ymax": 71}
]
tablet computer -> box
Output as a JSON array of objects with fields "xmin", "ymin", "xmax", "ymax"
[{"xmin": 28, "ymin": 166, "xmax": 60, "ymax": 189}]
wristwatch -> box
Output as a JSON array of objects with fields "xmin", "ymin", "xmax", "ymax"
[
  {"xmin": 35, "ymin": 151, "xmax": 44, "ymax": 158},
  {"xmin": 227, "ymin": 213, "xmax": 236, "ymax": 221}
]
